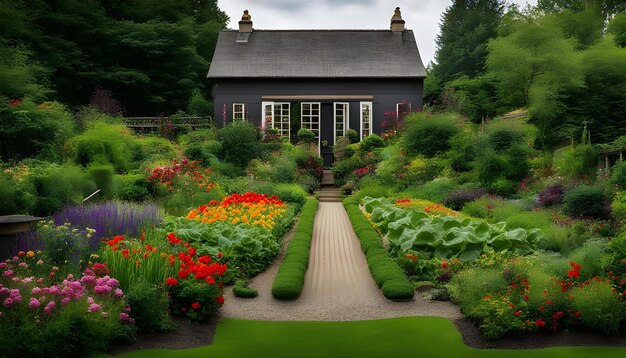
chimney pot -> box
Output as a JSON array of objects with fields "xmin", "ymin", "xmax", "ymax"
[
  {"xmin": 239, "ymin": 10, "xmax": 252, "ymax": 33},
  {"xmin": 390, "ymin": 7, "xmax": 405, "ymax": 32}
]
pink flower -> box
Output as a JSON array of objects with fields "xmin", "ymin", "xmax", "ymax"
[
  {"xmin": 3, "ymin": 298, "xmax": 14, "ymax": 307},
  {"xmin": 36, "ymin": 260, "xmax": 44, "ymax": 265},
  {"xmin": 18, "ymin": 262, "xmax": 27, "ymax": 268},
  {"xmin": 61, "ymin": 297, "xmax": 71, "ymax": 305},
  {"xmin": 88, "ymin": 296, "xmax": 94, "ymax": 304},
  {"xmin": 3, "ymin": 270, "xmax": 14, "ymax": 277},
  {"xmin": 29, "ymin": 298, "xmax": 40, "ymax": 309},
  {"xmin": 114, "ymin": 288, "xmax": 123, "ymax": 298},
  {"xmin": 31, "ymin": 287, "xmax": 42, "ymax": 295},
  {"xmin": 87, "ymin": 303, "xmax": 101, "ymax": 313},
  {"xmin": 94, "ymin": 285, "xmax": 112, "ymax": 294},
  {"xmin": 0, "ymin": 262, "xmax": 7, "ymax": 269},
  {"xmin": 119, "ymin": 312, "xmax": 135, "ymax": 324},
  {"xmin": 44, "ymin": 301, "xmax": 56, "ymax": 315}
]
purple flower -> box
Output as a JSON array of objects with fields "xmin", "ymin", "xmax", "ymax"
[
  {"xmin": 61, "ymin": 297, "xmax": 71, "ymax": 305},
  {"xmin": 0, "ymin": 287, "xmax": 9, "ymax": 295},
  {"xmin": 106, "ymin": 278, "xmax": 119, "ymax": 288},
  {"xmin": 80, "ymin": 275, "xmax": 96, "ymax": 286},
  {"xmin": 29, "ymin": 298, "xmax": 40, "ymax": 309}
]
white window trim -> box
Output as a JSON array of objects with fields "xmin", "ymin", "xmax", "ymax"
[
  {"xmin": 273, "ymin": 102, "xmax": 290, "ymax": 138},
  {"xmin": 360, "ymin": 101, "xmax": 373, "ymax": 141},
  {"xmin": 301, "ymin": 102, "xmax": 321, "ymax": 153},
  {"xmin": 233, "ymin": 103, "xmax": 245, "ymax": 120},
  {"xmin": 333, "ymin": 102, "xmax": 349, "ymax": 146},
  {"xmin": 261, "ymin": 101, "xmax": 273, "ymax": 131},
  {"xmin": 396, "ymin": 102, "xmax": 411, "ymax": 119}
]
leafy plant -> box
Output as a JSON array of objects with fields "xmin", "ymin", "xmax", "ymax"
[
  {"xmin": 363, "ymin": 197, "xmax": 542, "ymax": 262},
  {"xmin": 233, "ymin": 279, "xmax": 258, "ymax": 298},
  {"xmin": 564, "ymin": 185, "xmax": 608, "ymax": 219}
]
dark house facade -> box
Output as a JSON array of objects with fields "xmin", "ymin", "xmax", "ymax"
[{"xmin": 207, "ymin": 8, "xmax": 426, "ymax": 166}]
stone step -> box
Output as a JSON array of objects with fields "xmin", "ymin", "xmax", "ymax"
[
  {"xmin": 317, "ymin": 190, "xmax": 341, "ymax": 196},
  {"xmin": 318, "ymin": 196, "xmax": 343, "ymax": 202}
]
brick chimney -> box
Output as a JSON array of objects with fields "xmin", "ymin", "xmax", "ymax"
[
  {"xmin": 390, "ymin": 7, "xmax": 405, "ymax": 32},
  {"xmin": 239, "ymin": 10, "xmax": 252, "ymax": 33}
]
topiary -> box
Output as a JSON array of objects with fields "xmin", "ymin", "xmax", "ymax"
[
  {"xmin": 233, "ymin": 280, "xmax": 258, "ymax": 298},
  {"xmin": 297, "ymin": 128, "xmax": 316, "ymax": 144},
  {"xmin": 345, "ymin": 129, "xmax": 359, "ymax": 144},
  {"xmin": 359, "ymin": 134, "xmax": 386, "ymax": 152}
]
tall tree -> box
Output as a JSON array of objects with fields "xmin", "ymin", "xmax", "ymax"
[
  {"xmin": 487, "ymin": 15, "xmax": 584, "ymax": 148},
  {"xmin": 537, "ymin": 0, "xmax": 626, "ymax": 22},
  {"xmin": 432, "ymin": 0, "xmax": 505, "ymax": 86}
]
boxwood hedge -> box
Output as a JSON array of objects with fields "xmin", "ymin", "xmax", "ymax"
[
  {"xmin": 272, "ymin": 197, "xmax": 319, "ymax": 300},
  {"xmin": 343, "ymin": 196, "xmax": 414, "ymax": 300}
]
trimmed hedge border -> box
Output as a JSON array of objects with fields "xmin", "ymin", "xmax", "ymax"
[
  {"xmin": 343, "ymin": 196, "xmax": 415, "ymax": 300},
  {"xmin": 233, "ymin": 280, "xmax": 258, "ymax": 298},
  {"xmin": 271, "ymin": 197, "xmax": 319, "ymax": 300}
]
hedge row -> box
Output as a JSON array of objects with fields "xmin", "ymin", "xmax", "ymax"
[
  {"xmin": 343, "ymin": 196, "xmax": 415, "ymax": 300},
  {"xmin": 271, "ymin": 197, "xmax": 319, "ymax": 300}
]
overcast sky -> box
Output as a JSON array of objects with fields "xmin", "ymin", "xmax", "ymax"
[{"xmin": 217, "ymin": 0, "xmax": 538, "ymax": 65}]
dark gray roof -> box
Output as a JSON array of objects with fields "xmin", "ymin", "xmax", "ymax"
[{"xmin": 207, "ymin": 30, "xmax": 426, "ymax": 79}]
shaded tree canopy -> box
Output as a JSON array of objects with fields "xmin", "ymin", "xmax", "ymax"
[{"xmin": 0, "ymin": 0, "xmax": 227, "ymax": 115}]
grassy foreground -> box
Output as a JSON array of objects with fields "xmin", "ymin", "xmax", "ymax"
[{"xmin": 114, "ymin": 317, "xmax": 626, "ymax": 358}]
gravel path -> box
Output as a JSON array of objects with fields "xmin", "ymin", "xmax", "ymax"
[{"xmin": 221, "ymin": 202, "xmax": 463, "ymax": 321}]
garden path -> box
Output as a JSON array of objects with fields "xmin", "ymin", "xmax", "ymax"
[{"xmin": 220, "ymin": 200, "xmax": 463, "ymax": 321}]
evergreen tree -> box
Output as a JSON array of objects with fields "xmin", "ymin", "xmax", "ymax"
[{"xmin": 431, "ymin": 0, "xmax": 505, "ymax": 86}]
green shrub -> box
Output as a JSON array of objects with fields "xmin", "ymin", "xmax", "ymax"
[
  {"xmin": 571, "ymin": 280, "xmax": 624, "ymax": 335},
  {"xmin": 272, "ymin": 161, "xmax": 297, "ymax": 183},
  {"xmin": 401, "ymin": 178, "xmax": 458, "ymax": 203},
  {"xmin": 88, "ymin": 164, "xmax": 115, "ymax": 198},
  {"xmin": 333, "ymin": 137, "xmax": 356, "ymax": 161},
  {"xmin": 505, "ymin": 210, "xmax": 553, "ymax": 231},
  {"xmin": 557, "ymin": 145, "xmax": 599, "ymax": 180},
  {"xmin": 345, "ymin": 128, "xmax": 359, "ymax": 144},
  {"xmin": 606, "ymin": 232, "xmax": 626, "ymax": 277},
  {"xmin": 448, "ymin": 267, "xmax": 508, "ymax": 315},
  {"xmin": 125, "ymin": 280, "xmax": 174, "ymax": 333},
  {"xmin": 611, "ymin": 191, "xmax": 626, "ymax": 222},
  {"xmin": 568, "ymin": 239, "xmax": 609, "ymax": 279},
  {"xmin": 343, "ymin": 196, "xmax": 414, "ymax": 300},
  {"xmin": 486, "ymin": 127, "xmax": 524, "ymax": 152},
  {"xmin": 359, "ymin": 134, "xmax": 386, "ymax": 152},
  {"xmin": 136, "ymin": 136, "xmax": 178, "ymax": 162},
  {"xmin": 28, "ymin": 163, "xmax": 94, "ymax": 216},
  {"xmin": 113, "ymin": 174, "xmax": 152, "ymax": 201},
  {"xmin": 402, "ymin": 113, "xmax": 460, "ymax": 157},
  {"xmin": 611, "ymin": 161, "xmax": 626, "ymax": 189},
  {"xmin": 272, "ymin": 198, "xmax": 319, "ymax": 300},
  {"xmin": 0, "ymin": 99, "xmax": 75, "ymax": 162},
  {"xmin": 297, "ymin": 128, "xmax": 316, "ymax": 144},
  {"xmin": 187, "ymin": 89, "xmax": 213, "ymax": 116},
  {"xmin": 332, "ymin": 156, "xmax": 360, "ymax": 187},
  {"xmin": 474, "ymin": 148, "xmax": 505, "ymax": 185},
  {"xmin": 564, "ymin": 185, "xmax": 608, "ymax": 219},
  {"xmin": 0, "ymin": 170, "xmax": 36, "ymax": 215},
  {"xmin": 219, "ymin": 120, "xmax": 260, "ymax": 167},
  {"xmin": 490, "ymin": 178, "xmax": 517, "ymax": 197},
  {"xmin": 233, "ymin": 280, "xmax": 258, "ymax": 298},
  {"xmin": 70, "ymin": 122, "xmax": 137, "ymax": 172}
]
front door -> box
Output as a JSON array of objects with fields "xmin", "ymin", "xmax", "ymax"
[{"xmin": 320, "ymin": 103, "xmax": 334, "ymax": 167}]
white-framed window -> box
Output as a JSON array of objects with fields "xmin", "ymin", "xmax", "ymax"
[
  {"xmin": 233, "ymin": 103, "xmax": 245, "ymax": 120},
  {"xmin": 273, "ymin": 102, "xmax": 290, "ymax": 138},
  {"xmin": 334, "ymin": 102, "xmax": 349, "ymax": 145},
  {"xmin": 360, "ymin": 101, "xmax": 373, "ymax": 140},
  {"xmin": 262, "ymin": 101, "xmax": 273, "ymax": 130},
  {"xmin": 396, "ymin": 102, "xmax": 411, "ymax": 119},
  {"xmin": 301, "ymin": 102, "xmax": 321, "ymax": 150}
]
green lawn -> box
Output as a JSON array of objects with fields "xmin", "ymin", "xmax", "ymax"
[{"xmin": 116, "ymin": 317, "xmax": 625, "ymax": 358}]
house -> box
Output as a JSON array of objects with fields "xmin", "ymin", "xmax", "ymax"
[{"xmin": 207, "ymin": 8, "xmax": 426, "ymax": 166}]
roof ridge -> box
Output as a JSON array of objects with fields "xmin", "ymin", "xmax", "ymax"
[{"xmin": 222, "ymin": 29, "xmax": 413, "ymax": 32}]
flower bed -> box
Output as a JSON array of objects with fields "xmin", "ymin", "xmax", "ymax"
[
  {"xmin": 0, "ymin": 253, "xmax": 135, "ymax": 357},
  {"xmin": 160, "ymin": 192, "xmax": 295, "ymax": 278}
]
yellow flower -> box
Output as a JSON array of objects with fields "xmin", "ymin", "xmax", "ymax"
[{"xmin": 26, "ymin": 251, "xmax": 35, "ymax": 258}]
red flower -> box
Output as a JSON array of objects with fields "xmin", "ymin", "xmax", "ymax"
[
  {"xmin": 535, "ymin": 319, "xmax": 545, "ymax": 328},
  {"xmin": 121, "ymin": 248, "xmax": 130, "ymax": 259},
  {"xmin": 188, "ymin": 247, "xmax": 197, "ymax": 257},
  {"xmin": 441, "ymin": 261, "xmax": 449, "ymax": 269},
  {"xmin": 167, "ymin": 232, "xmax": 182, "ymax": 245},
  {"xmin": 215, "ymin": 296, "xmax": 224, "ymax": 305},
  {"xmin": 198, "ymin": 255, "xmax": 212, "ymax": 265},
  {"xmin": 217, "ymin": 252, "xmax": 223, "ymax": 259},
  {"xmin": 568, "ymin": 270, "xmax": 580, "ymax": 279},
  {"xmin": 513, "ymin": 311, "xmax": 522, "ymax": 317},
  {"xmin": 166, "ymin": 277, "xmax": 178, "ymax": 286},
  {"xmin": 191, "ymin": 302, "xmax": 201, "ymax": 310},
  {"xmin": 205, "ymin": 276, "xmax": 215, "ymax": 285}
]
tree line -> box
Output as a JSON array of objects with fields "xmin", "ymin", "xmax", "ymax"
[
  {"xmin": 0, "ymin": 0, "xmax": 227, "ymax": 116},
  {"xmin": 428, "ymin": 0, "xmax": 626, "ymax": 148}
]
